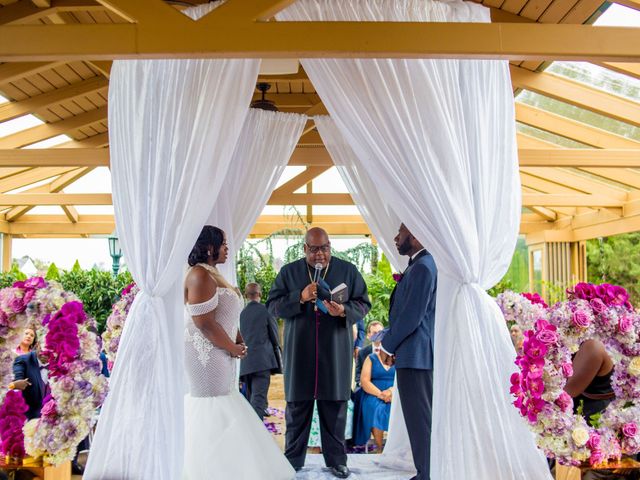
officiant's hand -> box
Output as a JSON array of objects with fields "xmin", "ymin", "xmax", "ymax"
[
  {"xmin": 379, "ymin": 350, "xmax": 395, "ymax": 367},
  {"xmin": 323, "ymin": 300, "xmax": 345, "ymax": 317},
  {"xmin": 301, "ymin": 282, "xmax": 318, "ymax": 303}
]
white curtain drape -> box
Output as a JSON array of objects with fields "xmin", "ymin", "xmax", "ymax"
[
  {"xmin": 278, "ymin": 1, "xmax": 551, "ymax": 479},
  {"xmin": 85, "ymin": 6, "xmax": 259, "ymax": 480},
  {"xmin": 314, "ymin": 116, "xmax": 402, "ymax": 272},
  {"xmin": 209, "ymin": 109, "xmax": 306, "ymax": 283}
]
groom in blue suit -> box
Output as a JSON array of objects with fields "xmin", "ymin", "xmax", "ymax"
[{"xmin": 380, "ymin": 223, "xmax": 437, "ymax": 480}]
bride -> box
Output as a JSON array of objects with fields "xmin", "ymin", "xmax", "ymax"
[{"xmin": 183, "ymin": 225, "xmax": 295, "ymax": 479}]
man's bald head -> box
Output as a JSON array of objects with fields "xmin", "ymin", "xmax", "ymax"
[{"xmin": 304, "ymin": 227, "xmax": 331, "ymax": 267}]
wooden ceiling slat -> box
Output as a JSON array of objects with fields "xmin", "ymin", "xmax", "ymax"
[
  {"xmin": 69, "ymin": 10, "xmax": 94, "ymax": 24},
  {"xmin": 49, "ymin": 63, "xmax": 82, "ymax": 84},
  {"xmin": 482, "ymin": 0, "xmax": 506, "ymax": 8},
  {"xmin": 0, "ymin": 82, "xmax": 28, "ymax": 101},
  {"xmin": 502, "ymin": 0, "xmax": 529, "ymax": 14},
  {"xmin": 50, "ymin": 100, "xmax": 82, "ymax": 117},
  {"xmin": 37, "ymin": 68, "xmax": 69, "ymax": 90},
  {"xmin": 24, "ymin": 72, "xmax": 57, "ymax": 94},
  {"xmin": 88, "ymin": 9, "xmax": 112, "ymax": 24},
  {"xmin": 9, "ymin": 77, "xmax": 42, "ymax": 97},
  {"xmin": 599, "ymin": 62, "xmax": 640, "ymax": 81},
  {"xmin": 65, "ymin": 61, "xmax": 96, "ymax": 80},
  {"xmin": 561, "ymin": 0, "xmax": 607, "ymax": 23},
  {"xmin": 520, "ymin": 0, "xmax": 555, "ymax": 20},
  {"xmin": 83, "ymin": 91, "xmax": 107, "ymax": 108}
]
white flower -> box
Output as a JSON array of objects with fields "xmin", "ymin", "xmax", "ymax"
[
  {"xmin": 571, "ymin": 427, "xmax": 589, "ymax": 447},
  {"xmin": 628, "ymin": 357, "xmax": 640, "ymax": 377}
]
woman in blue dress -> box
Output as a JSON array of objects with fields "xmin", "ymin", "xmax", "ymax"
[{"xmin": 354, "ymin": 346, "xmax": 396, "ymax": 451}]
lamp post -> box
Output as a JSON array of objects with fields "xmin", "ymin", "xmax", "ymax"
[{"xmin": 108, "ymin": 236, "xmax": 122, "ymax": 276}]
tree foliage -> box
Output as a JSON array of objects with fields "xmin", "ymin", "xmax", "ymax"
[{"xmin": 587, "ymin": 233, "xmax": 640, "ymax": 305}]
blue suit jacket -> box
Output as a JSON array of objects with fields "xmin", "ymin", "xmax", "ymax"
[
  {"xmin": 381, "ymin": 251, "xmax": 437, "ymax": 370},
  {"xmin": 13, "ymin": 351, "xmax": 46, "ymax": 420}
]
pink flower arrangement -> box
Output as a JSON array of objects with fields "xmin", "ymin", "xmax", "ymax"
[
  {"xmin": 496, "ymin": 290, "xmax": 549, "ymax": 331},
  {"xmin": 102, "ymin": 283, "xmax": 139, "ymax": 370},
  {"xmin": 0, "ymin": 277, "xmax": 109, "ymax": 465},
  {"xmin": 522, "ymin": 292, "xmax": 548, "ymax": 308},
  {"xmin": 0, "ymin": 390, "xmax": 28, "ymax": 459},
  {"xmin": 510, "ymin": 281, "xmax": 640, "ymax": 466}
]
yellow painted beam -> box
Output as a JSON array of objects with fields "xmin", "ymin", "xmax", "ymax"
[
  {"xmin": 515, "ymin": 103, "xmax": 640, "ymax": 149},
  {"xmin": 8, "ymin": 221, "xmax": 114, "ymax": 235},
  {"xmin": 0, "ymin": 148, "xmax": 109, "ymax": 167},
  {"xmin": 519, "ymin": 149, "xmax": 640, "ymax": 167},
  {"xmin": 267, "ymin": 193, "xmax": 353, "ymax": 205},
  {"xmin": 2, "ymin": 234, "xmax": 11, "ymax": 271},
  {"xmin": 522, "ymin": 193, "xmax": 623, "ymax": 207},
  {"xmin": 599, "ymin": 62, "xmax": 640, "ymax": 80},
  {"xmin": 1, "ymin": 23, "xmax": 640, "ymax": 61},
  {"xmin": 510, "ymin": 64, "xmax": 640, "ymax": 128},
  {"xmin": 0, "ymin": 106, "xmax": 107, "ymax": 149},
  {"xmin": 0, "ymin": 76, "xmax": 108, "ymax": 123},
  {"xmin": 0, "ymin": 193, "xmax": 111, "ymax": 206},
  {"xmin": 0, "ymin": 167, "xmax": 77, "ymax": 193},
  {"xmin": 289, "ymin": 148, "xmax": 332, "ymax": 167},
  {"xmin": 59, "ymin": 133, "xmax": 109, "ymax": 148},
  {"xmin": 272, "ymin": 166, "xmax": 331, "ymax": 195},
  {"xmin": 521, "ymin": 168, "xmax": 629, "ymax": 199}
]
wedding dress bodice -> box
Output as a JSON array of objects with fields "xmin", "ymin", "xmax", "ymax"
[{"xmin": 184, "ymin": 267, "xmax": 243, "ymax": 397}]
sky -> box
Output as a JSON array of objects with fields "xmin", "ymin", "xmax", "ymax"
[{"xmin": 3, "ymin": 3, "xmax": 640, "ymax": 271}]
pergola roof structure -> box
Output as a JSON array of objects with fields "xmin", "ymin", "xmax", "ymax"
[{"xmin": 0, "ymin": 0, "xmax": 638, "ymax": 254}]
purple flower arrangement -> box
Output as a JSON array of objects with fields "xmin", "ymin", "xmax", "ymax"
[
  {"xmin": 0, "ymin": 277, "xmax": 109, "ymax": 465},
  {"xmin": 102, "ymin": 283, "xmax": 139, "ymax": 370},
  {"xmin": 0, "ymin": 391, "xmax": 28, "ymax": 460},
  {"xmin": 496, "ymin": 290, "xmax": 549, "ymax": 331},
  {"xmin": 509, "ymin": 282, "xmax": 640, "ymax": 466}
]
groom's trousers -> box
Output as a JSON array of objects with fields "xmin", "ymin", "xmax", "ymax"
[
  {"xmin": 284, "ymin": 399, "xmax": 348, "ymax": 469},
  {"xmin": 397, "ymin": 368, "xmax": 433, "ymax": 480}
]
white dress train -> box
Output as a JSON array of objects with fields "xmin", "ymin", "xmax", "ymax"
[{"xmin": 183, "ymin": 274, "xmax": 295, "ymax": 480}]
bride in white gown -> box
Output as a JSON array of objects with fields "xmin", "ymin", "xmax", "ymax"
[{"xmin": 183, "ymin": 225, "xmax": 295, "ymax": 480}]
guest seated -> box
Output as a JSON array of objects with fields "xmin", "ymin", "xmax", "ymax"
[
  {"xmin": 355, "ymin": 321, "xmax": 384, "ymax": 387},
  {"xmin": 565, "ymin": 339, "xmax": 614, "ymax": 424},
  {"xmin": 510, "ymin": 324, "xmax": 524, "ymax": 354},
  {"xmin": 353, "ymin": 337, "xmax": 396, "ymax": 451},
  {"xmin": 15, "ymin": 326, "xmax": 36, "ymax": 355}
]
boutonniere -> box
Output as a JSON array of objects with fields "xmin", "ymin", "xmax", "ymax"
[{"xmin": 392, "ymin": 273, "xmax": 404, "ymax": 283}]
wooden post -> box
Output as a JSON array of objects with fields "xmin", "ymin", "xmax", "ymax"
[
  {"xmin": 306, "ymin": 181, "xmax": 313, "ymax": 225},
  {"xmin": 2, "ymin": 233, "xmax": 12, "ymax": 272}
]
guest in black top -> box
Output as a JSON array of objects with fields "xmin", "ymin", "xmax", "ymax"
[{"xmin": 240, "ymin": 282, "xmax": 281, "ymax": 420}]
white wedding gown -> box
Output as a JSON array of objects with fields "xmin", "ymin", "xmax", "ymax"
[{"xmin": 183, "ymin": 278, "xmax": 295, "ymax": 479}]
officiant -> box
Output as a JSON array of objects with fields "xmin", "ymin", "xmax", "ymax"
[{"xmin": 267, "ymin": 227, "xmax": 370, "ymax": 479}]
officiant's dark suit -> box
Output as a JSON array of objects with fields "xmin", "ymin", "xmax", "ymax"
[
  {"xmin": 267, "ymin": 228, "xmax": 370, "ymax": 478},
  {"xmin": 13, "ymin": 351, "xmax": 47, "ymax": 420},
  {"xmin": 240, "ymin": 283, "xmax": 281, "ymax": 420},
  {"xmin": 381, "ymin": 224, "xmax": 437, "ymax": 480}
]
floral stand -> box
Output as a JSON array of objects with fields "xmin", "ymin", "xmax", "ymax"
[
  {"xmin": 0, "ymin": 457, "xmax": 70, "ymax": 480},
  {"xmin": 556, "ymin": 457, "xmax": 640, "ymax": 479}
]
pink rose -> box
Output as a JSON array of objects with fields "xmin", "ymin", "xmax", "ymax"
[
  {"xmin": 589, "ymin": 449, "xmax": 604, "ymax": 466},
  {"xmin": 587, "ymin": 433, "xmax": 601, "ymax": 450},
  {"xmin": 622, "ymin": 422, "xmax": 638, "ymax": 438},
  {"xmin": 561, "ymin": 363, "xmax": 574, "ymax": 378},
  {"xmin": 572, "ymin": 310, "xmax": 590, "ymax": 328},
  {"xmin": 590, "ymin": 298, "xmax": 606, "ymax": 314},
  {"xmin": 612, "ymin": 285, "xmax": 629, "ymax": 305},
  {"xmin": 555, "ymin": 391, "xmax": 573, "ymax": 412},
  {"xmin": 619, "ymin": 316, "xmax": 633, "ymax": 334},
  {"xmin": 536, "ymin": 328, "xmax": 558, "ymax": 345},
  {"xmin": 40, "ymin": 399, "xmax": 57, "ymax": 417},
  {"xmin": 8, "ymin": 297, "xmax": 24, "ymax": 314}
]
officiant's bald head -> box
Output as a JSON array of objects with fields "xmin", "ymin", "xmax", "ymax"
[{"xmin": 304, "ymin": 227, "xmax": 331, "ymax": 267}]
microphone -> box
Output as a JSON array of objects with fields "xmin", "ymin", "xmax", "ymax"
[{"xmin": 313, "ymin": 263, "xmax": 323, "ymax": 284}]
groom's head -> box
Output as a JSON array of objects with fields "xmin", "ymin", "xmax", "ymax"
[{"xmin": 395, "ymin": 223, "xmax": 423, "ymax": 257}]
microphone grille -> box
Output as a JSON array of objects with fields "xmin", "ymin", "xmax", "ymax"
[{"xmin": 314, "ymin": 263, "xmax": 323, "ymax": 269}]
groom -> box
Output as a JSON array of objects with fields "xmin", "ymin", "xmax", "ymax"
[{"xmin": 380, "ymin": 223, "xmax": 437, "ymax": 480}]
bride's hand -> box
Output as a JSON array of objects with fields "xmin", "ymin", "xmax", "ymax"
[{"xmin": 230, "ymin": 343, "xmax": 248, "ymax": 359}]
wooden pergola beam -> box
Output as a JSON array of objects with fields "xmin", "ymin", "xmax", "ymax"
[
  {"xmin": 519, "ymin": 149, "xmax": 640, "ymax": 167},
  {"xmin": 272, "ymin": 166, "xmax": 331, "ymax": 195},
  {"xmin": 598, "ymin": 62, "xmax": 640, "ymax": 80},
  {"xmin": 510, "ymin": 64, "xmax": 640, "ymax": 128},
  {"xmin": 0, "ymin": 148, "xmax": 110, "ymax": 167},
  {"xmin": 0, "ymin": 193, "xmax": 111, "ymax": 206},
  {"xmin": 522, "ymin": 193, "xmax": 623, "ymax": 207},
  {"xmin": 1, "ymin": 22, "xmax": 639, "ymax": 61},
  {"xmin": 515, "ymin": 103, "xmax": 640, "ymax": 149},
  {"xmin": 0, "ymin": 167, "xmax": 77, "ymax": 193},
  {"xmin": 267, "ymin": 193, "xmax": 353, "ymax": 205},
  {"xmin": 0, "ymin": 106, "xmax": 107, "ymax": 149},
  {"xmin": 0, "ymin": 61, "xmax": 61, "ymax": 84},
  {"xmin": 0, "ymin": 76, "xmax": 108, "ymax": 123}
]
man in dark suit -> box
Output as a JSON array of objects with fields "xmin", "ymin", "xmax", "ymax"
[
  {"xmin": 240, "ymin": 282, "xmax": 281, "ymax": 420},
  {"xmin": 354, "ymin": 320, "xmax": 384, "ymax": 387},
  {"xmin": 13, "ymin": 349, "xmax": 86, "ymax": 475},
  {"xmin": 380, "ymin": 223, "xmax": 437, "ymax": 480},
  {"xmin": 12, "ymin": 350, "xmax": 48, "ymax": 420}
]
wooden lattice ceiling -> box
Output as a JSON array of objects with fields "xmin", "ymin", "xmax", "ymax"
[{"xmin": 0, "ymin": 0, "xmax": 637, "ymax": 251}]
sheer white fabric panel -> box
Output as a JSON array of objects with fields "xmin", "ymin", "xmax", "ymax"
[
  {"xmin": 314, "ymin": 116, "xmax": 403, "ymax": 272},
  {"xmin": 278, "ymin": 1, "xmax": 550, "ymax": 479},
  {"xmin": 84, "ymin": 8, "xmax": 259, "ymax": 478},
  {"xmin": 209, "ymin": 109, "xmax": 306, "ymax": 283}
]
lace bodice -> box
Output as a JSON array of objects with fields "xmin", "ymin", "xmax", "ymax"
[{"xmin": 184, "ymin": 269, "xmax": 243, "ymax": 397}]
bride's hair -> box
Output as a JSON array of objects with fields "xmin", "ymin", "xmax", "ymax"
[{"xmin": 188, "ymin": 226, "xmax": 224, "ymax": 266}]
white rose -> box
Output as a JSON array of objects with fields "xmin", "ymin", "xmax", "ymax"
[
  {"xmin": 571, "ymin": 428, "xmax": 589, "ymax": 447},
  {"xmin": 628, "ymin": 357, "xmax": 640, "ymax": 377}
]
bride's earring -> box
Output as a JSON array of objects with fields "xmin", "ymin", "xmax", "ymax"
[{"xmin": 207, "ymin": 251, "xmax": 212, "ymax": 256}]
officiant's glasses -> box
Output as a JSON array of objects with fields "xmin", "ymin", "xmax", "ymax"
[{"xmin": 306, "ymin": 243, "xmax": 330, "ymax": 253}]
